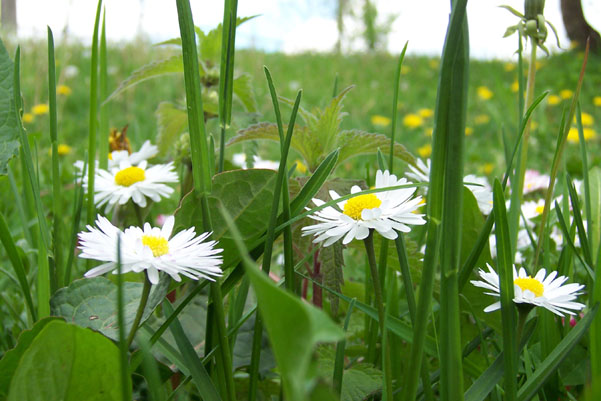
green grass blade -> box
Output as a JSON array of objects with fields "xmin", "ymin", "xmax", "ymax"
[
  {"xmin": 576, "ymin": 102, "xmax": 593, "ymax": 254},
  {"xmin": 47, "ymin": 27, "xmax": 62, "ymax": 291},
  {"xmin": 333, "ymin": 298, "xmax": 355, "ymax": 396},
  {"xmin": 14, "ymin": 46, "xmax": 52, "ymax": 318},
  {"xmin": 218, "ymin": 0, "xmax": 238, "ymax": 172},
  {"xmin": 492, "ymin": 179, "xmax": 518, "ymax": 401},
  {"xmin": 0, "ymin": 212, "xmax": 36, "ymax": 323},
  {"xmin": 98, "ymin": 8, "xmax": 109, "ymax": 170},
  {"xmin": 566, "ymin": 176, "xmax": 593, "ymax": 267},
  {"xmin": 248, "ymin": 72, "xmax": 301, "ymax": 400},
  {"xmin": 533, "ymin": 42, "xmax": 589, "ymax": 267},
  {"xmin": 86, "ymin": 0, "xmax": 103, "ymax": 225},
  {"xmin": 64, "ymin": 160, "xmax": 86, "ymax": 286},
  {"xmin": 163, "ymin": 301, "xmax": 222, "ymax": 401},
  {"xmin": 518, "ymin": 305, "xmax": 599, "ymax": 401},
  {"xmin": 176, "ymin": 0, "xmax": 211, "ymax": 198},
  {"xmin": 554, "ymin": 202, "xmax": 594, "ymax": 279},
  {"xmin": 388, "ymin": 42, "xmax": 407, "ymax": 173},
  {"xmin": 464, "ymin": 317, "xmax": 538, "ymax": 401}
]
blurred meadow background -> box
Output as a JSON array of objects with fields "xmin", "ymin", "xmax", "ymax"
[{"xmin": 2, "ymin": 0, "xmax": 601, "ymax": 400}]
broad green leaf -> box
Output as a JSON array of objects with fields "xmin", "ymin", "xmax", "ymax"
[
  {"xmin": 175, "ymin": 169, "xmax": 277, "ymax": 265},
  {"xmin": 336, "ymin": 129, "xmax": 416, "ymax": 168},
  {"xmin": 0, "ymin": 317, "xmax": 61, "ymax": 399},
  {"xmin": 155, "ymin": 101, "xmax": 188, "ymax": 156},
  {"xmin": 243, "ymin": 258, "xmax": 344, "ymax": 401},
  {"xmin": 317, "ymin": 348, "xmax": 382, "ymax": 401},
  {"xmin": 233, "ymin": 74, "xmax": 257, "ymax": 113},
  {"xmin": 197, "ymin": 16, "xmax": 257, "ymax": 62},
  {"xmin": 232, "ymin": 314, "xmax": 276, "ymax": 374},
  {"xmin": 312, "ymin": 86, "xmax": 353, "ymax": 151},
  {"xmin": 104, "ymin": 55, "xmax": 184, "ymax": 103},
  {"xmin": 50, "ymin": 276, "xmax": 170, "ymax": 341},
  {"xmin": 7, "ymin": 320, "xmax": 130, "ymax": 401},
  {"xmin": 0, "ymin": 37, "xmax": 19, "ymax": 176}
]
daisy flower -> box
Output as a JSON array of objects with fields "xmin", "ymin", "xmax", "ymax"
[
  {"xmin": 302, "ymin": 170, "xmax": 426, "ymax": 246},
  {"xmin": 79, "ymin": 215, "xmax": 223, "ymax": 285},
  {"xmin": 108, "ymin": 140, "xmax": 158, "ymax": 168},
  {"xmin": 464, "ymin": 174, "xmax": 493, "ymax": 215},
  {"xmin": 93, "ymin": 159, "xmax": 178, "ymax": 210},
  {"xmin": 405, "ymin": 158, "xmax": 431, "ymax": 185},
  {"xmin": 471, "ymin": 264, "xmax": 585, "ymax": 316}
]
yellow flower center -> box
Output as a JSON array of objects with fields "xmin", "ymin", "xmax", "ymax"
[
  {"xmin": 343, "ymin": 194, "xmax": 381, "ymax": 220},
  {"xmin": 114, "ymin": 166, "xmax": 145, "ymax": 187},
  {"xmin": 514, "ymin": 276, "xmax": 544, "ymax": 297},
  {"xmin": 141, "ymin": 235, "xmax": 169, "ymax": 257},
  {"xmin": 535, "ymin": 205, "xmax": 545, "ymax": 215}
]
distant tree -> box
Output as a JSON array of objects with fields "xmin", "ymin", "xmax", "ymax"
[
  {"xmin": 336, "ymin": 0, "xmax": 349, "ymax": 53},
  {"xmin": 560, "ymin": 0, "xmax": 601, "ymax": 53},
  {"xmin": 1, "ymin": 0, "xmax": 17, "ymax": 33}
]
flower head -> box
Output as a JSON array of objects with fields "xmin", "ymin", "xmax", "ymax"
[
  {"xmin": 79, "ymin": 215, "xmax": 222, "ymax": 284},
  {"xmin": 471, "ymin": 264, "xmax": 585, "ymax": 316},
  {"xmin": 109, "ymin": 140, "xmax": 158, "ymax": 168},
  {"xmin": 371, "ymin": 115, "xmax": 391, "ymax": 127},
  {"xmin": 403, "ymin": 114, "xmax": 424, "ymax": 128},
  {"xmin": 57, "ymin": 85, "xmax": 72, "ymax": 96},
  {"xmin": 477, "ymin": 86, "xmax": 493, "ymax": 100},
  {"xmin": 302, "ymin": 170, "xmax": 426, "ymax": 246},
  {"xmin": 32, "ymin": 104, "xmax": 49, "ymax": 115},
  {"xmin": 92, "ymin": 159, "xmax": 178, "ymax": 210}
]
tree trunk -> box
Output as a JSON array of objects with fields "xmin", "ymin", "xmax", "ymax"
[
  {"xmin": 1, "ymin": 0, "xmax": 17, "ymax": 33},
  {"xmin": 560, "ymin": 0, "xmax": 601, "ymax": 53}
]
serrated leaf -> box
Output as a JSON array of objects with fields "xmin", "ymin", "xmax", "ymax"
[
  {"xmin": 197, "ymin": 16, "xmax": 258, "ymax": 62},
  {"xmin": 0, "ymin": 317, "xmax": 62, "ymax": 399},
  {"xmin": 319, "ymin": 242, "xmax": 345, "ymax": 315},
  {"xmin": 0, "ymin": 38, "xmax": 19, "ymax": 176},
  {"xmin": 50, "ymin": 276, "xmax": 170, "ymax": 341},
  {"xmin": 336, "ymin": 129, "xmax": 416, "ymax": 167},
  {"xmin": 155, "ymin": 101, "xmax": 188, "ymax": 156},
  {"xmin": 7, "ymin": 320, "xmax": 130, "ymax": 401},
  {"xmin": 154, "ymin": 37, "xmax": 182, "ymax": 47},
  {"xmin": 105, "ymin": 55, "xmax": 184, "ymax": 103},
  {"xmin": 316, "ymin": 347, "xmax": 382, "ymax": 401},
  {"xmin": 233, "ymin": 74, "xmax": 257, "ymax": 113},
  {"xmin": 312, "ymin": 86, "xmax": 353, "ymax": 150}
]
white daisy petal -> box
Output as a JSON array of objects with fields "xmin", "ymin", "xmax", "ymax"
[
  {"xmin": 301, "ymin": 169, "xmax": 426, "ymax": 247},
  {"xmin": 471, "ymin": 264, "xmax": 585, "ymax": 317},
  {"xmin": 79, "ymin": 215, "xmax": 223, "ymax": 284}
]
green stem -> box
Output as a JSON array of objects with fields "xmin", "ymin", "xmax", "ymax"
[
  {"xmin": 364, "ymin": 231, "xmax": 393, "ymax": 401},
  {"xmin": 126, "ymin": 274, "xmax": 152, "ymax": 347},
  {"xmin": 516, "ymin": 306, "xmax": 532, "ymax": 344},
  {"xmin": 133, "ymin": 203, "xmax": 145, "ymax": 227}
]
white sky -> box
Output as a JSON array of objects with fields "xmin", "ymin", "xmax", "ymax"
[{"xmin": 14, "ymin": 0, "xmax": 601, "ymax": 59}]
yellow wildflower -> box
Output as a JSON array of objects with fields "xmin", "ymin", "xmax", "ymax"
[
  {"xmin": 477, "ymin": 86, "xmax": 493, "ymax": 100},
  {"xmin": 465, "ymin": 127, "xmax": 474, "ymax": 136},
  {"xmin": 547, "ymin": 95, "xmax": 561, "ymax": 106},
  {"xmin": 418, "ymin": 108, "xmax": 434, "ymax": 119},
  {"xmin": 371, "ymin": 115, "xmax": 391, "ymax": 127},
  {"xmin": 403, "ymin": 114, "xmax": 423, "ymax": 128},
  {"xmin": 567, "ymin": 127, "xmax": 596, "ymax": 143},
  {"xmin": 32, "ymin": 104, "xmax": 49, "ymax": 115},
  {"xmin": 474, "ymin": 114, "xmax": 490, "ymax": 125},
  {"xmin": 429, "ymin": 59, "xmax": 439, "ymax": 69},
  {"xmin": 57, "ymin": 144, "xmax": 72, "ymax": 155},
  {"xmin": 511, "ymin": 81, "xmax": 519, "ymax": 93},
  {"xmin": 530, "ymin": 121, "xmax": 539, "ymax": 131},
  {"xmin": 418, "ymin": 144, "xmax": 432, "ymax": 158},
  {"xmin": 57, "ymin": 85, "xmax": 72, "ymax": 96},
  {"xmin": 594, "ymin": 96, "xmax": 601, "ymax": 107},
  {"xmin": 22, "ymin": 113, "xmax": 34, "ymax": 123},
  {"xmin": 504, "ymin": 63, "xmax": 515, "ymax": 72},
  {"xmin": 425, "ymin": 127, "xmax": 433, "ymax": 137},
  {"xmin": 295, "ymin": 159, "xmax": 308, "ymax": 174},
  {"xmin": 573, "ymin": 112, "xmax": 594, "ymax": 126},
  {"xmin": 401, "ymin": 66, "xmax": 411, "ymax": 75},
  {"xmin": 560, "ymin": 89, "xmax": 573, "ymax": 100},
  {"xmin": 482, "ymin": 163, "xmax": 494, "ymax": 175}
]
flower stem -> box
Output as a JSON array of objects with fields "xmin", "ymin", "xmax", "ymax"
[
  {"xmin": 126, "ymin": 273, "xmax": 152, "ymax": 347},
  {"xmin": 133, "ymin": 203, "xmax": 145, "ymax": 227},
  {"xmin": 364, "ymin": 231, "xmax": 393, "ymax": 401},
  {"xmin": 516, "ymin": 305, "xmax": 532, "ymax": 344}
]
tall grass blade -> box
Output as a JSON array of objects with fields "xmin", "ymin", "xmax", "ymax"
[
  {"xmin": 218, "ymin": 0, "xmax": 238, "ymax": 172},
  {"xmin": 116, "ymin": 235, "xmax": 131, "ymax": 401},
  {"xmin": 164, "ymin": 301, "xmax": 222, "ymax": 401},
  {"xmin": 47, "ymin": 27, "xmax": 62, "ymax": 291},
  {"xmin": 333, "ymin": 298, "xmax": 355, "ymax": 396},
  {"xmin": 86, "ymin": 0, "xmax": 103, "ymax": 224},
  {"xmin": 388, "ymin": 42, "xmax": 407, "ymax": 173},
  {"xmin": 492, "ymin": 179, "xmax": 518, "ymax": 401},
  {"xmin": 64, "ymin": 159, "xmax": 86, "ymax": 286},
  {"xmin": 98, "ymin": 9, "xmax": 109, "ymax": 170}
]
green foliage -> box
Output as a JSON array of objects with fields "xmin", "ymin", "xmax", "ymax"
[
  {"xmin": 50, "ymin": 276, "xmax": 170, "ymax": 341},
  {"xmin": 6, "ymin": 320, "xmax": 130, "ymax": 401},
  {"xmin": 228, "ymin": 87, "xmax": 416, "ymax": 171},
  {"xmin": 0, "ymin": 38, "xmax": 19, "ymax": 176}
]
